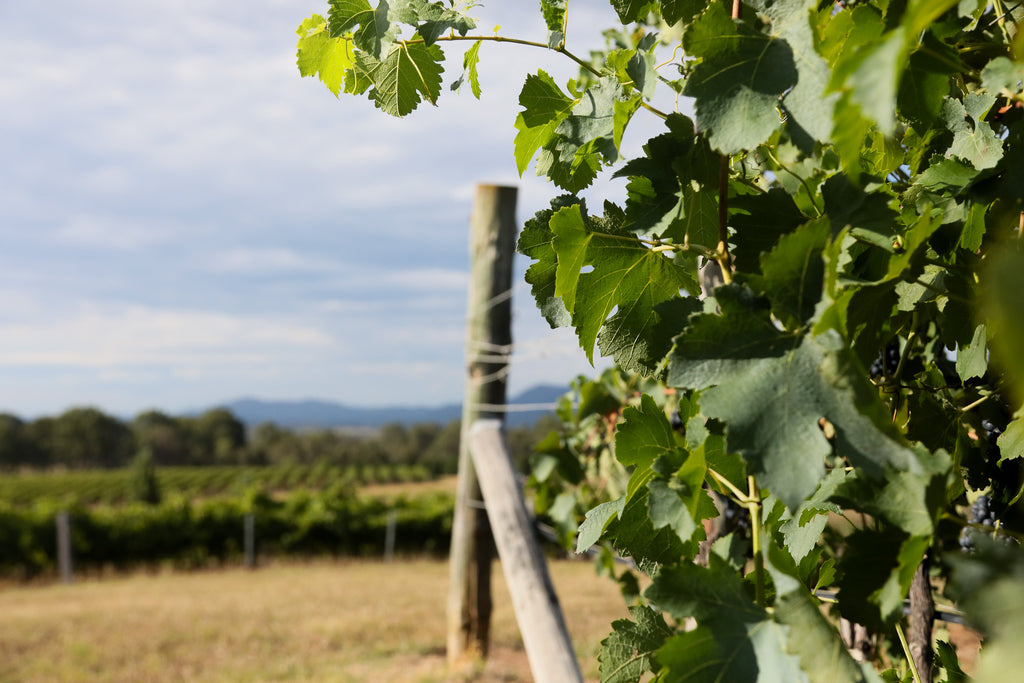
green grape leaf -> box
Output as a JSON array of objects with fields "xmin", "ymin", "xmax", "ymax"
[
  {"xmin": 960, "ymin": 201, "xmax": 987, "ymax": 252},
  {"xmin": 661, "ymin": 0, "xmax": 704, "ymax": 26},
  {"xmin": 830, "ymin": 458, "xmax": 949, "ymax": 537},
  {"xmin": 982, "ymin": 56, "xmax": 1024, "ymax": 98},
  {"xmin": 611, "ymin": 0, "xmax": 659, "ymax": 24},
  {"xmin": 576, "ymin": 498, "xmax": 624, "ymax": 552},
  {"xmin": 599, "ymin": 605, "xmax": 673, "ymax": 683},
  {"xmin": 366, "ymin": 41, "xmax": 444, "ymax": 116},
  {"xmin": 935, "ymin": 640, "xmax": 969, "ymax": 683},
  {"xmin": 328, "ymin": 0, "xmax": 396, "ymax": 58},
  {"xmin": 655, "ymin": 616, "xmax": 807, "ymax": 682},
  {"xmin": 517, "ymin": 196, "xmax": 579, "ymax": 328},
  {"xmin": 535, "ymin": 146, "xmax": 601, "ymax": 192},
  {"xmin": 616, "ymin": 473, "xmax": 690, "ymax": 568},
  {"xmin": 779, "ymin": 509, "xmax": 830, "ymax": 566},
  {"xmin": 956, "ymin": 323, "xmax": 988, "ymax": 382},
  {"xmin": 625, "ymin": 43, "xmax": 657, "ymax": 100},
  {"xmin": 615, "ymin": 115, "xmax": 719, "ymax": 244},
  {"xmin": 648, "ymin": 560, "xmax": 808, "ymax": 682},
  {"xmin": 774, "ymin": 590, "xmax": 883, "ymax": 683},
  {"xmin": 898, "ymin": 34, "xmax": 960, "ymax": 127},
  {"xmin": 915, "ymin": 155, "xmax": 979, "ymax": 192},
  {"xmin": 646, "ymin": 556, "xmax": 763, "ymax": 622},
  {"xmin": 615, "ymin": 394, "xmax": 678, "ymax": 468},
  {"xmin": 412, "ymin": 0, "xmax": 475, "ymax": 45},
  {"xmin": 555, "ymin": 77, "xmax": 631, "ymax": 171},
  {"xmin": 945, "ymin": 93, "xmax": 1003, "ymax": 170},
  {"xmin": 547, "ymin": 204, "xmax": 700, "ymax": 369},
  {"xmin": 647, "ymin": 479, "xmax": 714, "ymax": 546},
  {"xmin": 683, "ymin": 2, "xmax": 798, "ymax": 153},
  {"xmin": 845, "ymin": 30, "xmax": 908, "ymax": 135},
  {"xmin": 513, "ymin": 71, "xmax": 574, "ymax": 176},
  {"xmin": 766, "ymin": 0, "xmax": 837, "ymax": 147},
  {"xmin": 450, "ymin": 40, "xmax": 481, "ymax": 98},
  {"xmin": 997, "ymin": 412, "xmax": 1024, "ymax": 464},
  {"xmin": 296, "ymin": 15, "xmax": 356, "ymax": 96},
  {"xmin": 836, "ymin": 530, "xmax": 929, "ymax": 632},
  {"xmin": 742, "ymin": 217, "xmax": 829, "ymax": 331},
  {"xmin": 539, "ymin": 0, "xmax": 566, "ymax": 46},
  {"xmin": 822, "ymin": 174, "xmax": 900, "ymax": 251},
  {"xmin": 668, "ymin": 286, "xmax": 920, "ymax": 510},
  {"xmin": 729, "ymin": 188, "xmax": 809, "ymax": 271}
]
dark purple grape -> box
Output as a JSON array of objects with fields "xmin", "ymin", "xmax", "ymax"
[
  {"xmin": 869, "ymin": 341, "xmax": 901, "ymax": 379},
  {"xmin": 962, "ymin": 494, "xmax": 1006, "ymax": 553},
  {"xmin": 722, "ymin": 498, "xmax": 751, "ymax": 538}
]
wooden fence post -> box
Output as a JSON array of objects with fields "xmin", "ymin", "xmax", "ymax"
[
  {"xmin": 56, "ymin": 510, "xmax": 73, "ymax": 584},
  {"xmin": 447, "ymin": 184, "xmax": 517, "ymax": 665},
  {"xmin": 384, "ymin": 509, "xmax": 397, "ymax": 562},
  {"xmin": 469, "ymin": 420, "xmax": 584, "ymax": 683},
  {"xmin": 244, "ymin": 513, "xmax": 256, "ymax": 569}
]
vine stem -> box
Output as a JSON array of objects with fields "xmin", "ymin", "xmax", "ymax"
[
  {"xmin": 895, "ymin": 622, "xmax": 925, "ymax": 683},
  {"xmin": 711, "ymin": 0, "xmax": 741, "ymax": 283},
  {"xmin": 747, "ymin": 475, "xmax": 766, "ymax": 608},
  {"xmin": 408, "ymin": 34, "xmax": 604, "ymax": 77},
  {"xmin": 709, "ymin": 468, "xmax": 750, "ymax": 503},
  {"xmin": 960, "ymin": 392, "xmax": 993, "ymax": 413},
  {"xmin": 716, "ymin": 156, "xmax": 734, "ymax": 283}
]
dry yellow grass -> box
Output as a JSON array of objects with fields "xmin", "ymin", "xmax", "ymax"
[{"xmin": 0, "ymin": 558, "xmax": 629, "ymax": 683}]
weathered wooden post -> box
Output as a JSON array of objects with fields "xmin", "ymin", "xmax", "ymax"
[
  {"xmin": 469, "ymin": 420, "xmax": 584, "ymax": 683},
  {"xmin": 447, "ymin": 184, "xmax": 517, "ymax": 665},
  {"xmin": 244, "ymin": 512, "xmax": 256, "ymax": 569},
  {"xmin": 56, "ymin": 510, "xmax": 73, "ymax": 584},
  {"xmin": 384, "ymin": 509, "xmax": 397, "ymax": 562}
]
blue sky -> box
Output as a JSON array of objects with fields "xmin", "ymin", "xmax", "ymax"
[{"xmin": 0, "ymin": 1, "xmax": 662, "ymax": 418}]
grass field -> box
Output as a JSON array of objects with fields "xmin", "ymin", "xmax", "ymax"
[{"xmin": 0, "ymin": 558, "xmax": 628, "ymax": 682}]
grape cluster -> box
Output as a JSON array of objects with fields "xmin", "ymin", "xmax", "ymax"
[
  {"xmin": 722, "ymin": 498, "xmax": 751, "ymax": 538},
  {"xmin": 960, "ymin": 494, "xmax": 998, "ymax": 553},
  {"xmin": 670, "ymin": 410, "xmax": 684, "ymax": 434},
  {"xmin": 869, "ymin": 342, "xmax": 901, "ymax": 379},
  {"xmin": 982, "ymin": 419, "xmax": 1002, "ymax": 449}
]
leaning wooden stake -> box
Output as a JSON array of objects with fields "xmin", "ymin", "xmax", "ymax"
[
  {"xmin": 470, "ymin": 420, "xmax": 585, "ymax": 683},
  {"xmin": 447, "ymin": 184, "xmax": 517, "ymax": 665}
]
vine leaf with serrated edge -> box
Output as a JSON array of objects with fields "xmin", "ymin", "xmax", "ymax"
[
  {"xmin": 599, "ymin": 605, "xmax": 673, "ymax": 683},
  {"xmin": 513, "ymin": 71, "xmax": 575, "ymax": 176},
  {"xmin": 668, "ymin": 285, "xmax": 921, "ymax": 511},
  {"xmin": 366, "ymin": 41, "xmax": 444, "ymax": 117},
  {"xmin": 296, "ymin": 15, "xmax": 357, "ymax": 96},
  {"xmin": 328, "ymin": 0, "xmax": 396, "ymax": 58},
  {"xmin": 450, "ymin": 40, "xmax": 481, "ymax": 98},
  {"xmin": 647, "ymin": 557, "xmax": 808, "ymax": 682},
  {"xmin": 682, "ymin": 2, "xmax": 798, "ymax": 154},
  {"xmin": 547, "ymin": 203, "xmax": 700, "ymax": 373},
  {"xmin": 944, "ymin": 93, "xmax": 1004, "ymax": 170}
]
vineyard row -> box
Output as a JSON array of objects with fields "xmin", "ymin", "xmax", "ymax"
[
  {"xmin": 0, "ymin": 486, "xmax": 453, "ymax": 578},
  {"xmin": 0, "ymin": 462, "xmax": 433, "ymax": 507}
]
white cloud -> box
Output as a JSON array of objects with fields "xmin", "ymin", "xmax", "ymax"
[
  {"xmin": 0, "ymin": 303, "xmax": 333, "ymax": 369},
  {"xmin": 206, "ymin": 247, "xmax": 339, "ymax": 274},
  {"xmin": 51, "ymin": 214, "xmax": 175, "ymax": 251}
]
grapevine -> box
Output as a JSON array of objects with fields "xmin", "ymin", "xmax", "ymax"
[{"xmin": 296, "ymin": 1, "xmax": 1024, "ymax": 680}]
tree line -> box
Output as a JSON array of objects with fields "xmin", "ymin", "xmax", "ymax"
[{"xmin": 0, "ymin": 406, "xmax": 558, "ymax": 474}]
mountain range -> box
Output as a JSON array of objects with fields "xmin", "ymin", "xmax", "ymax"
[{"xmin": 214, "ymin": 384, "xmax": 568, "ymax": 429}]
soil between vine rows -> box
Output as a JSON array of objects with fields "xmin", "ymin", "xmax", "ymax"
[{"xmin": 0, "ymin": 558, "xmax": 625, "ymax": 683}]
